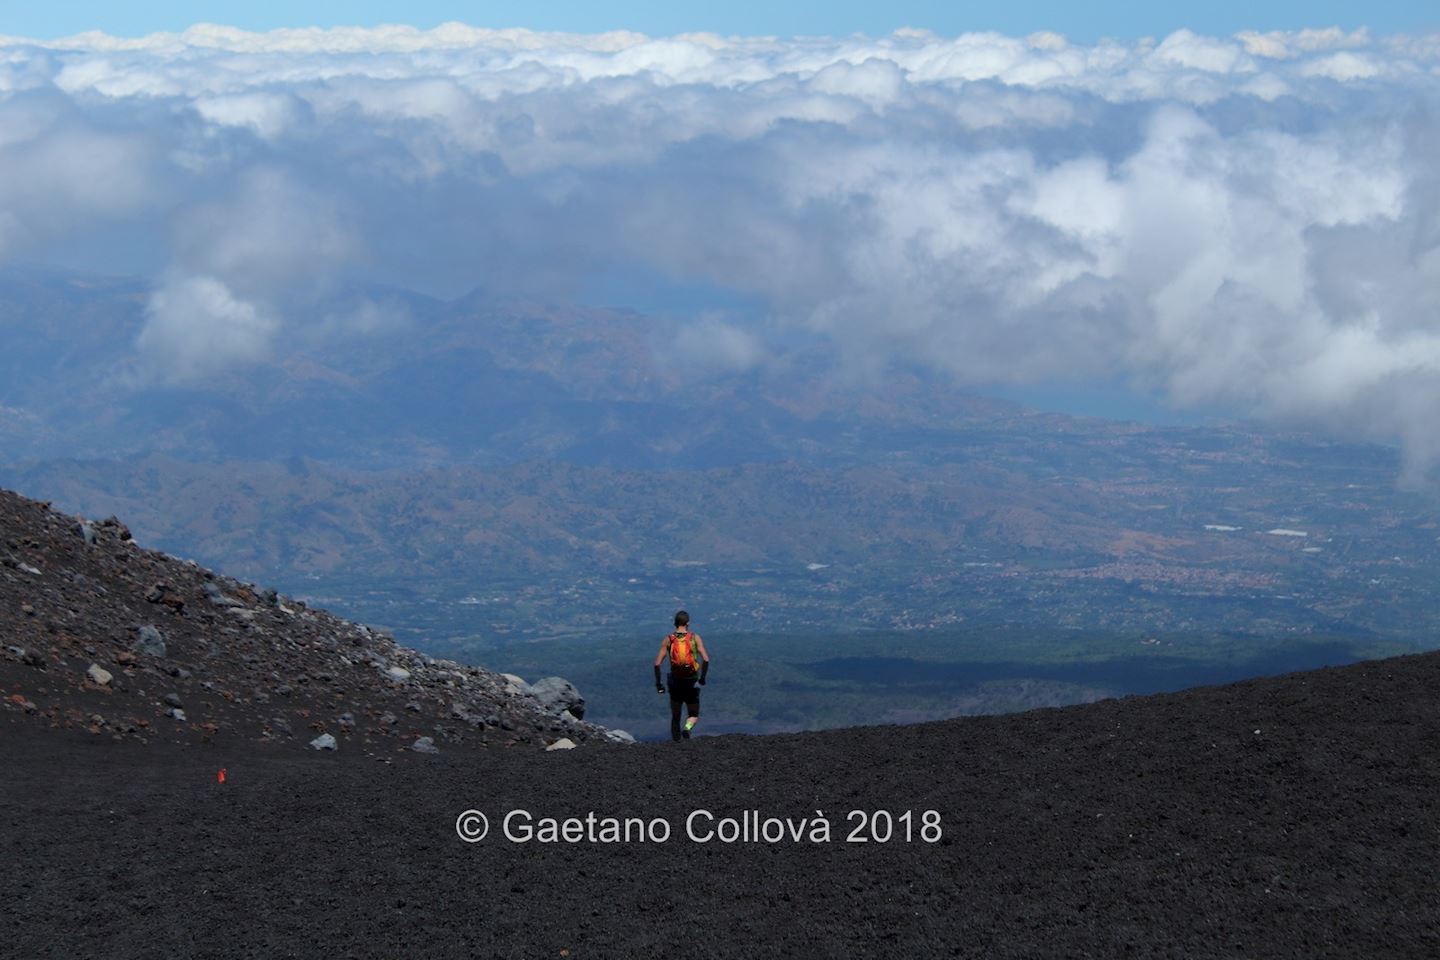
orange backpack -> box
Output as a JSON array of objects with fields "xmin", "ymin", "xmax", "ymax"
[{"xmin": 668, "ymin": 631, "xmax": 700, "ymax": 677}]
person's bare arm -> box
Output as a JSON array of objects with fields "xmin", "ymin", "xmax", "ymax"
[{"xmin": 654, "ymin": 636, "xmax": 670, "ymax": 689}]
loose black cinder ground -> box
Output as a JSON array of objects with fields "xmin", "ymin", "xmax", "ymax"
[{"xmin": 4, "ymin": 650, "xmax": 1440, "ymax": 959}]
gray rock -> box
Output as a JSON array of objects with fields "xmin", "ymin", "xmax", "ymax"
[
  {"xmin": 337, "ymin": 712, "xmax": 355, "ymax": 730},
  {"xmin": 545, "ymin": 738, "xmax": 577, "ymax": 751},
  {"xmin": 271, "ymin": 717, "xmax": 293, "ymax": 736},
  {"xmin": 161, "ymin": 692, "xmax": 183, "ymax": 708},
  {"xmin": 86, "ymin": 663, "xmax": 113, "ymax": 686},
  {"xmin": 379, "ymin": 712, "xmax": 398, "ymax": 726},
  {"xmin": 605, "ymin": 729, "xmax": 638, "ymax": 744},
  {"xmin": 79, "ymin": 521, "xmax": 96, "ymax": 546},
  {"xmin": 7, "ymin": 646, "xmax": 37, "ymax": 667},
  {"xmin": 529, "ymin": 676, "xmax": 586, "ymax": 720},
  {"xmin": 411, "ymin": 736, "xmax": 439, "ymax": 754},
  {"xmin": 385, "ymin": 666, "xmax": 411, "ymax": 682},
  {"xmin": 276, "ymin": 684, "xmax": 293, "ymax": 696},
  {"xmin": 166, "ymin": 708, "xmax": 186, "ymax": 722},
  {"xmin": 136, "ymin": 625, "xmax": 166, "ymax": 658},
  {"xmin": 203, "ymin": 582, "xmax": 245, "ymax": 608},
  {"xmin": 309, "ymin": 733, "xmax": 338, "ymax": 751},
  {"xmin": 98, "ymin": 516, "xmax": 131, "ymax": 540},
  {"xmin": 404, "ymin": 701, "xmax": 422, "ymax": 712}
]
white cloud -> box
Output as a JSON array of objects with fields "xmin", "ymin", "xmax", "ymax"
[
  {"xmin": 669, "ymin": 314, "xmax": 765, "ymax": 374},
  {"xmin": 1151, "ymin": 29, "xmax": 1255, "ymax": 74},
  {"xmin": 0, "ymin": 91, "xmax": 159, "ymax": 250},
  {"xmin": 136, "ymin": 274, "xmax": 278, "ymax": 380},
  {"xmin": 1297, "ymin": 51, "xmax": 1383, "ymax": 81},
  {"xmin": 169, "ymin": 167, "xmax": 356, "ymax": 300},
  {"xmin": 0, "ymin": 23, "xmax": 1438, "ymax": 473},
  {"xmin": 193, "ymin": 91, "xmax": 305, "ymax": 138}
]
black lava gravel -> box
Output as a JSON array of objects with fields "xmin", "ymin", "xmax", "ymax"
[{"xmin": 5, "ymin": 650, "xmax": 1440, "ymax": 958}]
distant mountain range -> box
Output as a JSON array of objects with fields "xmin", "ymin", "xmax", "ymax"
[
  {"xmin": 3, "ymin": 267, "xmax": 1439, "ymax": 647},
  {"xmin": 0, "ymin": 264, "xmax": 1008, "ymax": 470}
]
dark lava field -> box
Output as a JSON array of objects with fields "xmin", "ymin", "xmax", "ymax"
[{"xmin": 5, "ymin": 648, "xmax": 1440, "ymax": 958}]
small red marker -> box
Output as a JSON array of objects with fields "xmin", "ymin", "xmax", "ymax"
[{"xmin": 217, "ymin": 768, "xmax": 227, "ymax": 784}]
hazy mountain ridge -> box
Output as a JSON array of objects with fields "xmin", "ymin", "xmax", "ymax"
[
  {"xmin": 0, "ymin": 268, "xmax": 1023, "ymax": 469},
  {"xmin": 3, "ymin": 268, "xmax": 1439, "ymax": 644}
]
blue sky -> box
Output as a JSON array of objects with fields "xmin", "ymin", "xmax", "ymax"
[{"xmin": 3, "ymin": 0, "xmax": 1437, "ymax": 41}]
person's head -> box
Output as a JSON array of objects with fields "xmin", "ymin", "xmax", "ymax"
[{"xmin": 674, "ymin": 610, "xmax": 689, "ymax": 630}]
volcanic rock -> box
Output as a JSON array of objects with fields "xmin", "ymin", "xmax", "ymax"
[
  {"xmin": 530, "ymin": 677, "xmax": 585, "ymax": 720},
  {"xmin": 0, "ymin": 487, "xmax": 617, "ymax": 753},
  {"xmin": 136, "ymin": 625, "xmax": 166, "ymax": 657}
]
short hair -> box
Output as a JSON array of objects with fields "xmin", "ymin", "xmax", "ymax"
[{"xmin": 674, "ymin": 610, "xmax": 689, "ymax": 628}]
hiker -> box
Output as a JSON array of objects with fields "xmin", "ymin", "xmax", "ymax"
[{"xmin": 654, "ymin": 610, "xmax": 709, "ymax": 741}]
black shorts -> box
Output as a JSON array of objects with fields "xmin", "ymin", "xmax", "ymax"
[{"xmin": 668, "ymin": 675, "xmax": 700, "ymax": 704}]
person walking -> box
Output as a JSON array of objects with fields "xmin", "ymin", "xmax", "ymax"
[{"xmin": 654, "ymin": 610, "xmax": 709, "ymax": 741}]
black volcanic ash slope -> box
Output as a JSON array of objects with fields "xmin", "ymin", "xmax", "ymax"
[
  {"xmin": 0, "ymin": 488, "xmax": 617, "ymax": 753},
  {"xmin": 3, "ymin": 645, "xmax": 1440, "ymax": 957}
]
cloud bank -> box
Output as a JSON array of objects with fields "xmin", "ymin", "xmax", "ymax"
[{"xmin": 2, "ymin": 23, "xmax": 1440, "ymax": 476}]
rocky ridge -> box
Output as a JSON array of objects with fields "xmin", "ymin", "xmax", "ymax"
[{"xmin": 0, "ymin": 487, "xmax": 631, "ymax": 754}]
